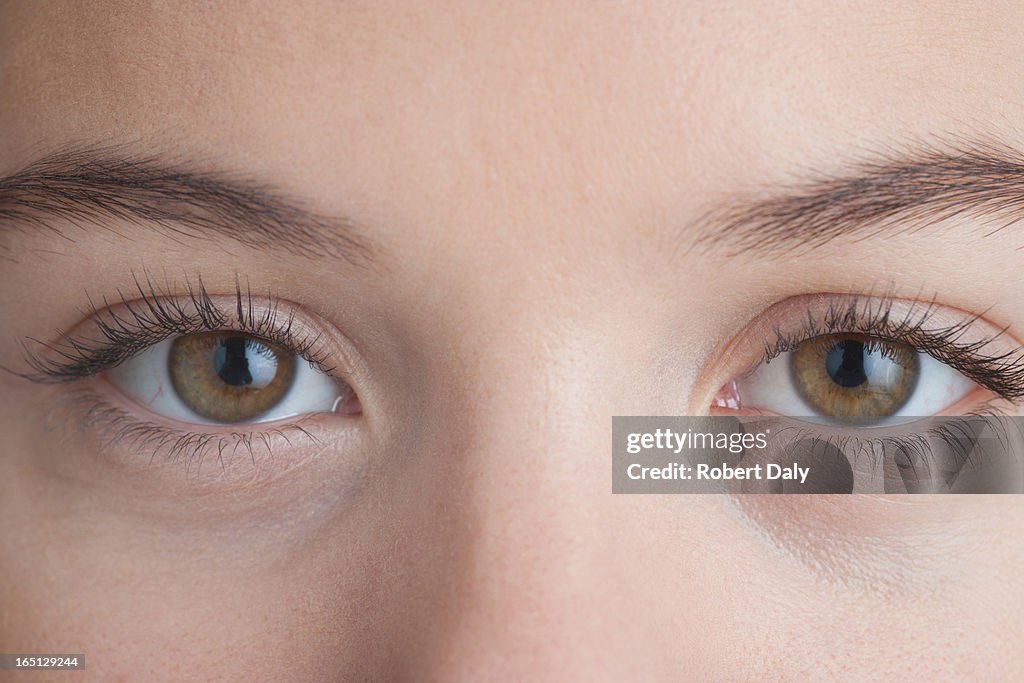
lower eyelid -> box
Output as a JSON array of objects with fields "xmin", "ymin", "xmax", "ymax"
[
  {"xmin": 59, "ymin": 381, "xmax": 356, "ymax": 487},
  {"xmin": 25, "ymin": 382, "xmax": 381, "ymax": 518}
]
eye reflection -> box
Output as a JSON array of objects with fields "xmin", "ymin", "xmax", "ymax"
[{"xmin": 791, "ymin": 334, "xmax": 919, "ymax": 422}]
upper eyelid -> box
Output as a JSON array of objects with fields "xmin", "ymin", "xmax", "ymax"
[
  {"xmin": 13, "ymin": 278, "xmax": 341, "ymax": 384},
  {"xmin": 759, "ymin": 295, "xmax": 1013, "ymax": 359}
]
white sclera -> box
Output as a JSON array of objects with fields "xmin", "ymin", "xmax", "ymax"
[
  {"xmin": 737, "ymin": 348, "xmax": 977, "ymax": 421},
  {"xmin": 106, "ymin": 337, "xmax": 344, "ymax": 425}
]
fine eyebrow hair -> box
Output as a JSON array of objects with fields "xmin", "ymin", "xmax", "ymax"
[
  {"xmin": 695, "ymin": 140, "xmax": 1024, "ymax": 256},
  {"xmin": 0, "ymin": 147, "xmax": 374, "ymax": 265}
]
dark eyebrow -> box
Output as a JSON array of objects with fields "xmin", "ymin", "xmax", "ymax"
[
  {"xmin": 694, "ymin": 140, "xmax": 1024, "ymax": 256},
  {"xmin": 0, "ymin": 147, "xmax": 374, "ymax": 266}
]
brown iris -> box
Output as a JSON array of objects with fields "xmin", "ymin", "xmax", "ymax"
[
  {"xmin": 168, "ymin": 332, "xmax": 296, "ymax": 423},
  {"xmin": 790, "ymin": 334, "xmax": 919, "ymax": 421}
]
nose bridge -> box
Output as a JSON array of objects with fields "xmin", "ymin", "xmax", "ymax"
[
  {"xmin": 456, "ymin": 317, "xmax": 613, "ymax": 597},
  {"xmin": 408, "ymin": 310, "xmax": 662, "ymax": 680}
]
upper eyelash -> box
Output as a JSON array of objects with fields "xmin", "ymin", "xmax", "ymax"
[
  {"xmin": 18, "ymin": 284, "xmax": 1024, "ymax": 405},
  {"xmin": 762, "ymin": 296, "xmax": 1024, "ymax": 402},
  {"xmin": 13, "ymin": 273, "xmax": 337, "ymax": 383}
]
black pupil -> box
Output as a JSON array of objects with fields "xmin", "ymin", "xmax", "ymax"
[
  {"xmin": 214, "ymin": 337, "xmax": 254, "ymax": 387},
  {"xmin": 825, "ymin": 339, "xmax": 869, "ymax": 388}
]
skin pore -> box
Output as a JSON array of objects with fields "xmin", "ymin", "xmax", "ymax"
[{"xmin": 1, "ymin": 1, "xmax": 1023, "ymax": 680}]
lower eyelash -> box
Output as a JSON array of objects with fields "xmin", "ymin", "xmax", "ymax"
[
  {"xmin": 69, "ymin": 386, "xmax": 321, "ymax": 475},
  {"xmin": 742, "ymin": 404, "xmax": 1021, "ymax": 492},
  {"xmin": 763, "ymin": 296, "xmax": 1024, "ymax": 403}
]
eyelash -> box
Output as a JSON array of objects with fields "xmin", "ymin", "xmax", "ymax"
[
  {"xmin": 760, "ymin": 296, "xmax": 1024, "ymax": 404},
  {"xmin": 731, "ymin": 296, "xmax": 1024, "ymax": 483},
  {"xmin": 16, "ymin": 274, "xmax": 337, "ymax": 384},
  {"xmin": 741, "ymin": 411, "xmax": 1016, "ymax": 492},
  {"xmin": 11, "ymin": 275, "xmax": 336, "ymax": 472},
  {"xmin": 68, "ymin": 385, "xmax": 320, "ymax": 472}
]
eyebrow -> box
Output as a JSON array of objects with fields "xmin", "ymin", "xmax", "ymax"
[
  {"xmin": 694, "ymin": 140, "xmax": 1024, "ymax": 256},
  {"xmin": 8, "ymin": 142, "xmax": 1020, "ymax": 266},
  {"xmin": 0, "ymin": 147, "xmax": 374, "ymax": 265}
]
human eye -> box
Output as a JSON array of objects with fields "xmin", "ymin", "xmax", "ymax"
[
  {"xmin": 712, "ymin": 295, "xmax": 1024, "ymax": 423},
  {"xmin": 14, "ymin": 275, "xmax": 361, "ymax": 478},
  {"xmin": 106, "ymin": 332, "xmax": 347, "ymax": 425},
  {"xmin": 704, "ymin": 295, "xmax": 1024, "ymax": 492}
]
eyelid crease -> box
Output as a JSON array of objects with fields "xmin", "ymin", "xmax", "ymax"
[
  {"xmin": 8, "ymin": 271, "xmax": 341, "ymax": 384},
  {"xmin": 760, "ymin": 295, "xmax": 1024, "ymax": 403}
]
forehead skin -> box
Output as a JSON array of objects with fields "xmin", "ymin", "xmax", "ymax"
[
  {"xmin": 2, "ymin": 1, "xmax": 1024, "ymax": 681},
  {"xmin": 3, "ymin": 1, "xmax": 1021, "ymax": 327},
  {"xmin": 5, "ymin": 1, "xmax": 1023, "ymax": 228},
  {"xmin": 4, "ymin": 2, "xmax": 1022, "ymax": 312}
]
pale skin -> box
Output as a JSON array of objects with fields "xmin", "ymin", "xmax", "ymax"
[{"xmin": 1, "ymin": 1, "xmax": 1023, "ymax": 681}]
